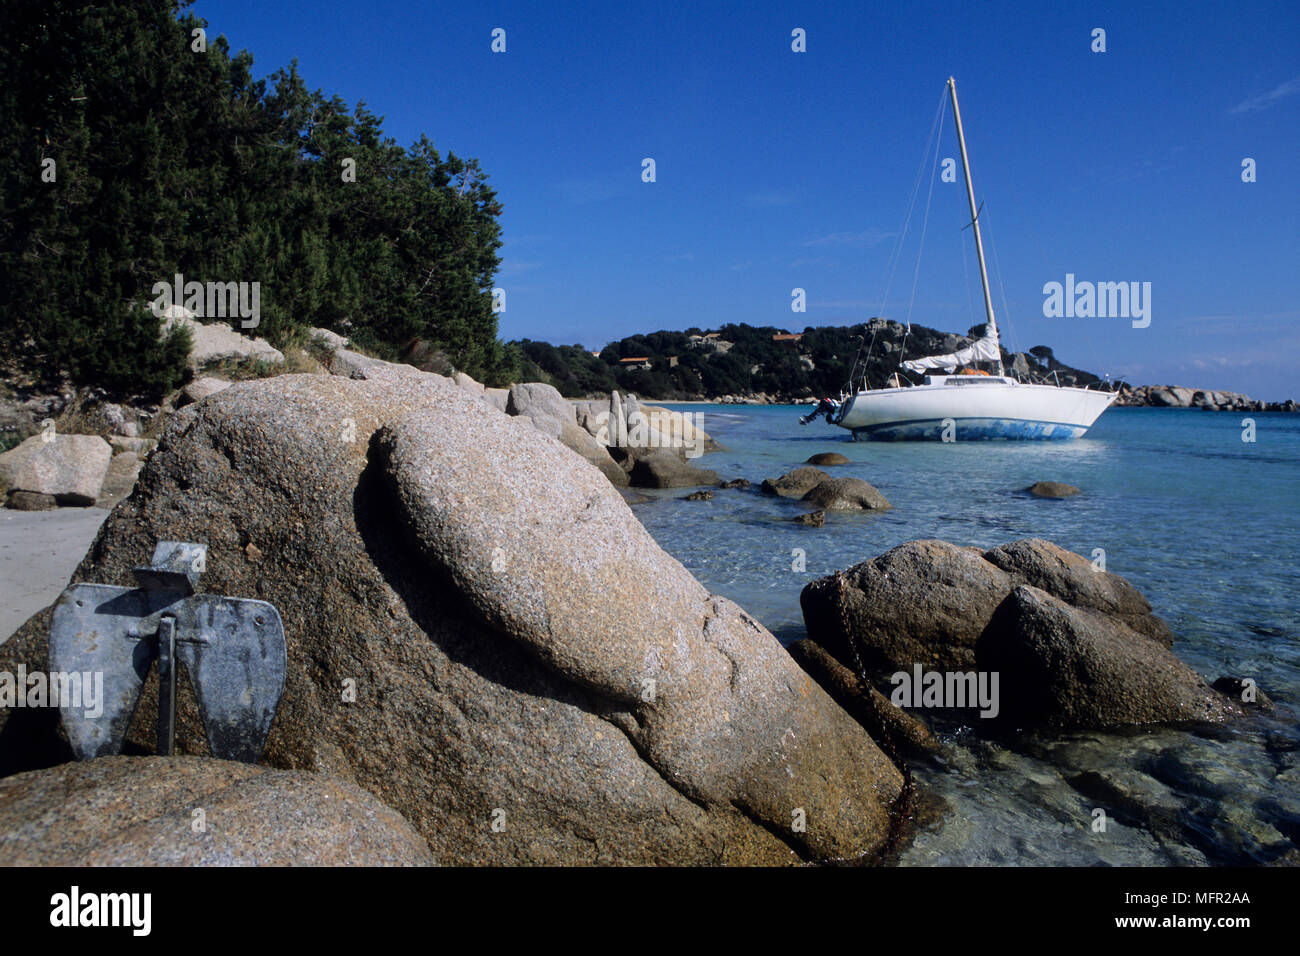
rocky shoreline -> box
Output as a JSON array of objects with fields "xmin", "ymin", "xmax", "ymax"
[
  {"xmin": 1112, "ymin": 384, "xmax": 1297, "ymax": 412},
  {"xmin": 0, "ymin": 322, "xmax": 1286, "ymax": 866}
]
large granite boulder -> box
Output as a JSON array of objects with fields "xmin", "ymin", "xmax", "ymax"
[
  {"xmin": 0, "ymin": 756, "xmax": 432, "ymax": 865},
  {"xmin": 452, "ymin": 371, "xmax": 485, "ymax": 396},
  {"xmin": 0, "ymin": 372, "xmax": 902, "ymax": 864},
  {"xmin": 978, "ymin": 586, "xmax": 1240, "ymax": 730},
  {"xmin": 982, "ymin": 538, "xmax": 1173, "ymax": 646},
  {"xmin": 802, "ymin": 540, "xmax": 1010, "ymax": 670},
  {"xmin": 802, "ymin": 538, "xmax": 1175, "ymax": 671},
  {"xmin": 95, "ymin": 451, "xmax": 143, "ymax": 508},
  {"xmin": 506, "ymin": 382, "xmax": 576, "ymax": 424},
  {"xmin": 0, "ymin": 434, "xmax": 112, "ymax": 507},
  {"xmin": 504, "ymin": 383, "xmax": 627, "ymax": 486},
  {"xmin": 788, "ymin": 640, "xmax": 939, "ymax": 758}
]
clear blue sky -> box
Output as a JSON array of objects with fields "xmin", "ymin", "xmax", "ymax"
[{"xmin": 191, "ymin": 0, "xmax": 1299, "ymax": 399}]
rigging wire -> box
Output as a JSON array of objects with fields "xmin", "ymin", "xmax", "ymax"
[
  {"xmin": 846, "ymin": 87, "xmax": 948, "ymax": 393},
  {"xmin": 903, "ymin": 94, "xmax": 947, "ymax": 335},
  {"xmin": 895, "ymin": 89, "xmax": 949, "ymax": 376}
]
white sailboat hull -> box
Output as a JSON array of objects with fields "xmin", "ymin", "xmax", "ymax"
[{"xmin": 835, "ymin": 377, "xmax": 1116, "ymax": 440}]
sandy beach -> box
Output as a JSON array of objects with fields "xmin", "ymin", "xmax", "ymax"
[{"xmin": 0, "ymin": 507, "xmax": 106, "ymax": 642}]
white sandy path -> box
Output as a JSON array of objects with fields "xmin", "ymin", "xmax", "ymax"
[{"xmin": 0, "ymin": 508, "xmax": 107, "ymax": 643}]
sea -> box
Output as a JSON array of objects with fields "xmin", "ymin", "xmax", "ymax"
[{"xmin": 634, "ymin": 403, "xmax": 1300, "ymax": 866}]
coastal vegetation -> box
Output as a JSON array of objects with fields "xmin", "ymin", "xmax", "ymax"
[{"xmin": 1, "ymin": 0, "xmax": 509, "ymax": 398}]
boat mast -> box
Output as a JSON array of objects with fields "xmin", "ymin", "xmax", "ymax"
[{"xmin": 947, "ymin": 76, "xmax": 1003, "ymax": 376}]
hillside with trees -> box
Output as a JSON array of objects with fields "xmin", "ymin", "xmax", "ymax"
[
  {"xmin": 509, "ymin": 320, "xmax": 1104, "ymax": 401},
  {"xmin": 1, "ymin": 0, "xmax": 510, "ymax": 398}
]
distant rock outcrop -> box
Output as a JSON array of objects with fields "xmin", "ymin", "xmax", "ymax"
[{"xmin": 1115, "ymin": 384, "xmax": 1297, "ymax": 412}]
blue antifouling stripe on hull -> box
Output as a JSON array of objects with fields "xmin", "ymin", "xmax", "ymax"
[{"xmin": 853, "ymin": 417, "xmax": 1088, "ymax": 441}]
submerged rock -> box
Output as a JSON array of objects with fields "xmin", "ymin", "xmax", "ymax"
[
  {"xmin": 1212, "ymin": 676, "xmax": 1274, "ymax": 710},
  {"xmin": 1027, "ymin": 481, "xmax": 1080, "ymax": 498},
  {"xmin": 0, "ymin": 372, "xmax": 902, "ymax": 864},
  {"xmin": 802, "ymin": 476, "xmax": 892, "ymax": 512},
  {"xmin": 762, "ymin": 466, "xmax": 831, "ymax": 498},
  {"xmin": 803, "ymin": 540, "xmax": 1010, "ymax": 670},
  {"xmin": 792, "ymin": 510, "xmax": 825, "ymax": 526},
  {"xmin": 0, "ymin": 756, "xmax": 432, "ymax": 866},
  {"xmin": 982, "ymin": 538, "xmax": 1173, "ymax": 646},
  {"xmin": 683, "ymin": 490, "xmax": 714, "ymax": 501},
  {"xmin": 721, "ymin": 478, "xmax": 751, "ymax": 489},
  {"xmin": 806, "ymin": 453, "xmax": 850, "ymax": 466}
]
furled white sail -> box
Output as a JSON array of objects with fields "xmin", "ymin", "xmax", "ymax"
[{"xmin": 902, "ymin": 333, "xmax": 1000, "ymax": 373}]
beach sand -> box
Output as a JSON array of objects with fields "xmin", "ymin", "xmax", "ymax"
[{"xmin": 0, "ymin": 507, "xmax": 107, "ymax": 642}]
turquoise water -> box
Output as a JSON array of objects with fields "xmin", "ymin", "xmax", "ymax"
[{"xmin": 635, "ymin": 404, "xmax": 1300, "ymax": 865}]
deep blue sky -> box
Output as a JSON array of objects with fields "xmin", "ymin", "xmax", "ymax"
[{"xmin": 191, "ymin": 0, "xmax": 1299, "ymax": 398}]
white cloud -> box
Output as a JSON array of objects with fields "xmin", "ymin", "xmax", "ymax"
[
  {"xmin": 802, "ymin": 228, "xmax": 893, "ymax": 248},
  {"xmin": 1230, "ymin": 75, "xmax": 1300, "ymax": 114}
]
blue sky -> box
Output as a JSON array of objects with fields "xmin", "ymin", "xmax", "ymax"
[{"xmin": 192, "ymin": 0, "xmax": 1299, "ymax": 399}]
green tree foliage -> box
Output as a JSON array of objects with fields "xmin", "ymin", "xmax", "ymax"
[{"xmin": 0, "ymin": 0, "xmax": 506, "ymax": 398}]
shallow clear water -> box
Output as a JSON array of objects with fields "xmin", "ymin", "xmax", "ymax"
[{"xmin": 635, "ymin": 404, "xmax": 1300, "ymax": 865}]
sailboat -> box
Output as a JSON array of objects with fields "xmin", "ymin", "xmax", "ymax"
[{"xmin": 832, "ymin": 77, "xmax": 1116, "ymax": 441}]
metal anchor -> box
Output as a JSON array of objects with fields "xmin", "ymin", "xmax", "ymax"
[{"xmin": 49, "ymin": 541, "xmax": 287, "ymax": 763}]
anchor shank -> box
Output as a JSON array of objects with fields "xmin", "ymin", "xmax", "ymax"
[{"xmin": 156, "ymin": 616, "xmax": 177, "ymax": 756}]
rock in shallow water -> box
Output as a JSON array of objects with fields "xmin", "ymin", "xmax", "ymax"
[
  {"xmin": 792, "ymin": 510, "xmax": 825, "ymax": 526},
  {"xmin": 0, "ymin": 756, "xmax": 432, "ymax": 865},
  {"xmin": 0, "ymin": 371, "xmax": 903, "ymax": 864},
  {"xmin": 978, "ymin": 585, "xmax": 1240, "ymax": 730},
  {"xmin": 806, "ymin": 453, "xmax": 850, "ymax": 466},
  {"xmin": 762, "ymin": 466, "xmax": 831, "ymax": 498},
  {"xmin": 803, "ymin": 538, "xmax": 1176, "ymax": 672},
  {"xmin": 1027, "ymin": 481, "xmax": 1080, "ymax": 498},
  {"xmin": 801, "ymin": 476, "xmax": 892, "ymax": 511},
  {"xmin": 801, "ymin": 537, "xmax": 1224, "ymax": 733},
  {"xmin": 628, "ymin": 449, "xmax": 720, "ymax": 489}
]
